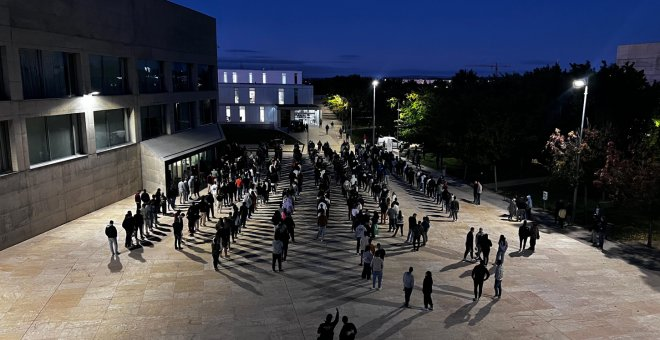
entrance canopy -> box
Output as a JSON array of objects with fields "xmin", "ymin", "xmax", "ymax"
[{"xmin": 140, "ymin": 124, "xmax": 225, "ymax": 162}]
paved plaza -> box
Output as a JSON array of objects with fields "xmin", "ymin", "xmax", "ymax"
[{"xmin": 1, "ymin": 120, "xmax": 660, "ymax": 339}]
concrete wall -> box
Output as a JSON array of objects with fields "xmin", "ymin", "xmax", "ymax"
[
  {"xmin": 0, "ymin": 0, "xmax": 218, "ymax": 250},
  {"xmin": 0, "ymin": 144, "xmax": 140, "ymax": 249},
  {"xmin": 139, "ymin": 145, "xmax": 165, "ymax": 195}
]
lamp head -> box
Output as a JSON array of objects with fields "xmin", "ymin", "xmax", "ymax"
[
  {"xmin": 372, "ymin": 80, "xmax": 379, "ymax": 87},
  {"xmin": 572, "ymin": 79, "xmax": 586, "ymax": 89}
]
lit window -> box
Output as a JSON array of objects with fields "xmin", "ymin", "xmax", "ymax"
[
  {"xmin": 259, "ymin": 106, "xmax": 265, "ymax": 123},
  {"xmin": 225, "ymin": 106, "xmax": 231, "ymax": 122},
  {"xmin": 278, "ymin": 88, "xmax": 285, "ymax": 105},
  {"xmin": 223, "ymin": 72, "xmax": 227, "ymax": 83},
  {"xmin": 0, "ymin": 121, "xmax": 11, "ymax": 173},
  {"xmin": 232, "ymin": 72, "xmax": 237, "ymax": 83},
  {"xmin": 94, "ymin": 109, "xmax": 129, "ymax": 150},
  {"xmin": 234, "ymin": 88, "xmax": 239, "ymax": 104},
  {"xmin": 282, "ymin": 72, "xmax": 287, "ymax": 84},
  {"xmin": 26, "ymin": 113, "xmax": 84, "ymax": 165},
  {"xmin": 239, "ymin": 106, "xmax": 245, "ymax": 122},
  {"xmin": 248, "ymin": 72, "xmax": 253, "ymax": 83},
  {"xmin": 249, "ymin": 88, "xmax": 256, "ymax": 104},
  {"xmin": 262, "ymin": 72, "xmax": 267, "ymax": 84}
]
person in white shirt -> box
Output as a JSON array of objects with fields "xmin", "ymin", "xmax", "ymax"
[{"xmin": 355, "ymin": 223, "xmax": 367, "ymax": 256}]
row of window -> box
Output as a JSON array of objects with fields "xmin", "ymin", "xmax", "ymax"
[
  {"xmin": 232, "ymin": 87, "xmax": 298, "ymax": 105},
  {"xmin": 0, "ymin": 99, "xmax": 216, "ymax": 172},
  {"xmin": 16, "ymin": 48, "xmax": 215, "ymax": 99},
  {"xmin": 222, "ymin": 71, "xmax": 298, "ymax": 85},
  {"xmin": 224, "ymin": 106, "xmax": 267, "ymax": 123}
]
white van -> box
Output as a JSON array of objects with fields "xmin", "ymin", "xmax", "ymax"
[{"xmin": 377, "ymin": 136, "xmax": 400, "ymax": 150}]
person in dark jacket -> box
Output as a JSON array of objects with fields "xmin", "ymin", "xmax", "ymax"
[
  {"xmin": 211, "ymin": 235, "xmax": 221, "ymax": 270},
  {"xmin": 284, "ymin": 214, "xmax": 296, "ymax": 243},
  {"xmin": 105, "ymin": 220, "xmax": 119, "ymax": 255},
  {"xmin": 471, "ymin": 260, "xmax": 490, "ymax": 301},
  {"xmin": 423, "ymin": 271, "xmax": 434, "ymax": 311},
  {"xmin": 121, "ymin": 211, "xmax": 134, "ymax": 248},
  {"xmin": 173, "ymin": 212, "xmax": 184, "ymax": 250},
  {"xmin": 412, "ymin": 221, "xmax": 422, "ymax": 251},
  {"xmin": 339, "ymin": 316, "xmax": 358, "ymax": 340},
  {"xmin": 529, "ymin": 222, "xmax": 540, "ymax": 251},
  {"xmin": 463, "ymin": 227, "xmax": 475, "ymax": 261},
  {"xmin": 518, "ymin": 220, "xmax": 529, "ymax": 251},
  {"xmin": 317, "ymin": 308, "xmax": 339, "ymax": 340},
  {"xmin": 480, "ymin": 234, "xmax": 493, "ymax": 265}
]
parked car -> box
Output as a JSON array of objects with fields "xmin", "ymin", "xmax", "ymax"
[{"xmin": 377, "ymin": 136, "xmax": 400, "ymax": 149}]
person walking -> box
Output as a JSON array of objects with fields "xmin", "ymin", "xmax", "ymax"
[
  {"xmin": 211, "ymin": 235, "xmax": 221, "ymax": 271},
  {"xmin": 392, "ymin": 210, "xmax": 404, "ymax": 236},
  {"xmin": 518, "ymin": 220, "xmax": 529, "ymax": 251},
  {"xmin": 339, "ymin": 316, "xmax": 358, "ymax": 340},
  {"xmin": 480, "ymin": 234, "xmax": 493, "ymax": 265},
  {"xmin": 529, "ymin": 222, "xmax": 540, "ymax": 252},
  {"xmin": 272, "ymin": 237, "xmax": 283, "ymax": 272},
  {"xmin": 423, "ymin": 271, "xmax": 434, "ymax": 311},
  {"xmin": 402, "ymin": 267, "xmax": 415, "ymax": 308},
  {"xmin": 463, "ymin": 227, "xmax": 475, "ymax": 261},
  {"xmin": 471, "ymin": 260, "xmax": 490, "ymax": 301},
  {"xmin": 371, "ymin": 255, "xmax": 384, "ymax": 290},
  {"xmin": 317, "ymin": 308, "xmax": 340, "ymax": 340},
  {"xmin": 494, "ymin": 260, "xmax": 504, "ymax": 298},
  {"xmin": 105, "ymin": 220, "xmax": 119, "ymax": 255},
  {"xmin": 495, "ymin": 235, "xmax": 508, "ymax": 263},
  {"xmin": 121, "ymin": 211, "xmax": 134, "ymax": 248}
]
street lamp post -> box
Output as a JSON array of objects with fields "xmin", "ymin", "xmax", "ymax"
[
  {"xmin": 350, "ymin": 107, "xmax": 353, "ymax": 144},
  {"xmin": 372, "ymin": 80, "xmax": 379, "ymax": 145},
  {"xmin": 572, "ymin": 79, "xmax": 589, "ymax": 223}
]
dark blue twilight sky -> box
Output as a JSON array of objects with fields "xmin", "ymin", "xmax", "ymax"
[{"xmin": 172, "ymin": 0, "xmax": 660, "ymax": 78}]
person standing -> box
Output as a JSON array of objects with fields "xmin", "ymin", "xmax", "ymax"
[
  {"xmin": 134, "ymin": 191, "xmax": 141, "ymax": 212},
  {"xmin": 339, "ymin": 316, "xmax": 358, "ymax": 340},
  {"xmin": 475, "ymin": 228, "xmax": 484, "ymax": 260},
  {"xmin": 105, "ymin": 220, "xmax": 119, "ymax": 255},
  {"xmin": 371, "ymin": 255, "xmax": 384, "ymax": 290},
  {"xmin": 412, "ymin": 221, "xmax": 422, "ymax": 251},
  {"xmin": 463, "ymin": 227, "xmax": 475, "ymax": 261},
  {"xmin": 422, "ymin": 271, "xmax": 434, "ymax": 311},
  {"xmin": 272, "ymin": 237, "xmax": 283, "ymax": 272},
  {"xmin": 316, "ymin": 210, "xmax": 328, "ymax": 241},
  {"xmin": 211, "ymin": 235, "xmax": 221, "ymax": 271},
  {"xmin": 361, "ymin": 246, "xmax": 373, "ymax": 280},
  {"xmin": 518, "ymin": 220, "xmax": 529, "ymax": 251},
  {"xmin": 121, "ymin": 211, "xmax": 134, "ymax": 248},
  {"xmin": 471, "ymin": 260, "xmax": 490, "ymax": 301},
  {"xmin": 494, "ymin": 260, "xmax": 504, "ymax": 298},
  {"xmin": 406, "ymin": 213, "xmax": 417, "ymax": 243},
  {"xmin": 495, "ymin": 235, "xmax": 508, "ymax": 263},
  {"xmin": 597, "ymin": 216, "xmax": 607, "ymax": 250},
  {"xmin": 387, "ymin": 203, "xmax": 397, "ymax": 232},
  {"xmin": 317, "ymin": 308, "xmax": 339, "ymax": 340},
  {"xmin": 392, "ymin": 210, "xmax": 404, "ymax": 237},
  {"xmin": 421, "ymin": 216, "xmax": 430, "ymax": 246},
  {"xmin": 529, "ymin": 222, "xmax": 540, "ymax": 252},
  {"xmin": 450, "ymin": 196, "xmax": 460, "ymax": 221},
  {"xmin": 355, "ymin": 223, "xmax": 367, "ymax": 255},
  {"xmin": 402, "ymin": 267, "xmax": 415, "ymax": 308},
  {"xmin": 134, "ymin": 209, "xmax": 145, "ymax": 240},
  {"xmin": 173, "ymin": 212, "xmax": 184, "ymax": 250},
  {"xmin": 480, "ymin": 234, "xmax": 493, "ymax": 265}
]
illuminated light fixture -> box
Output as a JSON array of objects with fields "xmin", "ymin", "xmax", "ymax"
[
  {"xmin": 372, "ymin": 80, "xmax": 379, "ymax": 87},
  {"xmin": 572, "ymin": 79, "xmax": 586, "ymax": 88}
]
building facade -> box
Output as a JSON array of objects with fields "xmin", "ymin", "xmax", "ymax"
[
  {"xmin": 0, "ymin": 0, "xmax": 221, "ymax": 250},
  {"xmin": 218, "ymin": 69, "xmax": 319, "ymax": 128},
  {"xmin": 616, "ymin": 42, "xmax": 660, "ymax": 83}
]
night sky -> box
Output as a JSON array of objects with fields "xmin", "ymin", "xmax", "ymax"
[{"xmin": 173, "ymin": 0, "xmax": 660, "ymax": 78}]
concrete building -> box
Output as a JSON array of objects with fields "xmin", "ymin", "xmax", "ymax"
[
  {"xmin": 616, "ymin": 42, "xmax": 660, "ymax": 83},
  {"xmin": 0, "ymin": 0, "xmax": 221, "ymax": 250},
  {"xmin": 218, "ymin": 69, "xmax": 320, "ymax": 128}
]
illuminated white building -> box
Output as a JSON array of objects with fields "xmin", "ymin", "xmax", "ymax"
[{"xmin": 218, "ymin": 69, "xmax": 320, "ymax": 128}]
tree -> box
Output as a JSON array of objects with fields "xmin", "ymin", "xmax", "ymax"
[{"xmin": 325, "ymin": 94, "xmax": 349, "ymax": 120}]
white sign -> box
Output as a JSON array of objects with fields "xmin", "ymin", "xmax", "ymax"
[{"xmin": 542, "ymin": 191, "xmax": 548, "ymax": 201}]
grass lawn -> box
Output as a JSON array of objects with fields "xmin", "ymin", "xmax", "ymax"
[{"xmin": 221, "ymin": 125, "xmax": 302, "ymax": 145}]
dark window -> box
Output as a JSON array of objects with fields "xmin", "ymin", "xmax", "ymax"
[
  {"xmin": 140, "ymin": 105, "xmax": 165, "ymax": 140},
  {"xmin": 94, "ymin": 109, "xmax": 129, "ymax": 150},
  {"xmin": 174, "ymin": 102, "xmax": 193, "ymax": 132},
  {"xmin": 200, "ymin": 99, "xmax": 216, "ymax": 125},
  {"xmin": 26, "ymin": 114, "xmax": 83, "ymax": 165},
  {"xmin": 20, "ymin": 49, "xmax": 79, "ymax": 99},
  {"xmin": 0, "ymin": 121, "xmax": 10, "ymax": 173},
  {"xmin": 89, "ymin": 55, "xmax": 128, "ymax": 95},
  {"xmin": 137, "ymin": 60, "xmax": 164, "ymax": 93},
  {"xmin": 197, "ymin": 64, "xmax": 214, "ymax": 91},
  {"xmin": 172, "ymin": 62, "xmax": 192, "ymax": 92},
  {"xmin": 294, "ymin": 88, "xmax": 299, "ymax": 105}
]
